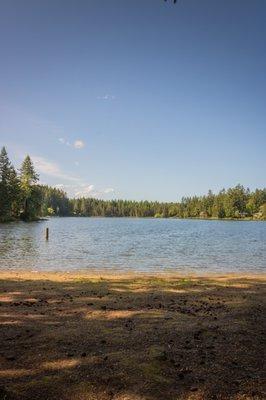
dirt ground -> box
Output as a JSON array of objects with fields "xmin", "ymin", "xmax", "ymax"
[{"xmin": 0, "ymin": 271, "xmax": 265, "ymax": 400}]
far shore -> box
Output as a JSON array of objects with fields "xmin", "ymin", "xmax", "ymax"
[{"xmin": 1, "ymin": 215, "xmax": 266, "ymax": 223}]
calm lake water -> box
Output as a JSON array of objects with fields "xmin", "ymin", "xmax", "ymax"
[{"xmin": 0, "ymin": 217, "xmax": 265, "ymax": 273}]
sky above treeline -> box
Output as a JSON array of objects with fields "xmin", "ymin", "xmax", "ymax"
[{"xmin": 0, "ymin": 0, "xmax": 265, "ymax": 201}]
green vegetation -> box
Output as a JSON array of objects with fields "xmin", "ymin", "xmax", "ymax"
[
  {"xmin": 0, "ymin": 147, "xmax": 265, "ymax": 222},
  {"xmin": 68, "ymin": 186, "xmax": 266, "ymax": 221},
  {"xmin": 0, "ymin": 147, "xmax": 68, "ymax": 222},
  {"xmin": 0, "ymin": 147, "xmax": 21, "ymax": 222},
  {"xmin": 20, "ymin": 155, "xmax": 40, "ymax": 220}
]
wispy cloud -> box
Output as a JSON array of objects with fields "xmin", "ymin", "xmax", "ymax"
[
  {"xmin": 54, "ymin": 184, "xmax": 66, "ymax": 190},
  {"xmin": 103, "ymin": 188, "xmax": 115, "ymax": 194},
  {"xmin": 74, "ymin": 185, "xmax": 115, "ymax": 198},
  {"xmin": 54, "ymin": 182, "xmax": 115, "ymax": 199},
  {"xmin": 32, "ymin": 156, "xmax": 80, "ymax": 182},
  {"xmin": 97, "ymin": 94, "xmax": 116, "ymax": 100},
  {"xmin": 74, "ymin": 184, "xmax": 95, "ymax": 197},
  {"xmin": 58, "ymin": 138, "xmax": 85, "ymax": 149},
  {"xmin": 8, "ymin": 143, "xmax": 113, "ymax": 198},
  {"xmin": 74, "ymin": 140, "xmax": 85, "ymax": 149},
  {"xmin": 58, "ymin": 137, "xmax": 71, "ymax": 146}
]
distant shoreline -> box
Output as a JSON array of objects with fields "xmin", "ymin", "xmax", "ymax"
[
  {"xmin": 67, "ymin": 215, "xmax": 266, "ymax": 221},
  {"xmin": 1, "ymin": 215, "xmax": 266, "ymax": 224}
]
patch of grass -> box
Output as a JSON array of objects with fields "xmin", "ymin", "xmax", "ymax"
[
  {"xmin": 140, "ymin": 361, "xmax": 171, "ymax": 384},
  {"xmin": 148, "ymin": 344, "xmax": 165, "ymax": 358},
  {"xmin": 178, "ymin": 278, "xmax": 193, "ymax": 286}
]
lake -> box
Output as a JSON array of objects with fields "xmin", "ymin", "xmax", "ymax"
[{"xmin": 0, "ymin": 217, "xmax": 265, "ymax": 273}]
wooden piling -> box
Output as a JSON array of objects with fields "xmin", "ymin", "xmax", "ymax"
[{"xmin": 45, "ymin": 227, "xmax": 49, "ymax": 240}]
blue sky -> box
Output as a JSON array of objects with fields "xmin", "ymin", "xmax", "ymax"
[{"xmin": 0, "ymin": 0, "xmax": 265, "ymax": 201}]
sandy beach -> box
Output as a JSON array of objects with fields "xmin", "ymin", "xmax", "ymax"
[{"xmin": 0, "ymin": 271, "xmax": 265, "ymax": 400}]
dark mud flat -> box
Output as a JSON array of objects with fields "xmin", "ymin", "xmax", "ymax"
[{"xmin": 0, "ymin": 271, "xmax": 265, "ymax": 400}]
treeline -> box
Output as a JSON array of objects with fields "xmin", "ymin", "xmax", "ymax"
[
  {"xmin": 0, "ymin": 147, "xmax": 265, "ymax": 222},
  {"xmin": 70, "ymin": 187, "xmax": 266, "ymax": 220}
]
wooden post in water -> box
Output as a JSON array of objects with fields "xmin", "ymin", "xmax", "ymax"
[{"xmin": 45, "ymin": 227, "xmax": 49, "ymax": 240}]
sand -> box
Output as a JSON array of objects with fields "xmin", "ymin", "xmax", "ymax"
[{"xmin": 0, "ymin": 270, "xmax": 265, "ymax": 400}]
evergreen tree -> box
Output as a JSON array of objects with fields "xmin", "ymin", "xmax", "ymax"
[
  {"xmin": 9, "ymin": 165, "xmax": 21, "ymax": 219},
  {"xmin": 1, "ymin": 147, "xmax": 266, "ymax": 222},
  {"xmin": 19, "ymin": 155, "xmax": 39, "ymax": 220},
  {"xmin": 0, "ymin": 147, "xmax": 20, "ymax": 221}
]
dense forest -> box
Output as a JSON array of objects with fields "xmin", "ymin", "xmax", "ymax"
[{"xmin": 0, "ymin": 147, "xmax": 265, "ymax": 222}]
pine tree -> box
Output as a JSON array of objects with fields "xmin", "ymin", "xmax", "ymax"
[
  {"xmin": 20, "ymin": 155, "xmax": 39, "ymax": 220},
  {"xmin": 0, "ymin": 147, "xmax": 20, "ymax": 221},
  {"xmin": 0, "ymin": 147, "xmax": 11, "ymax": 220}
]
